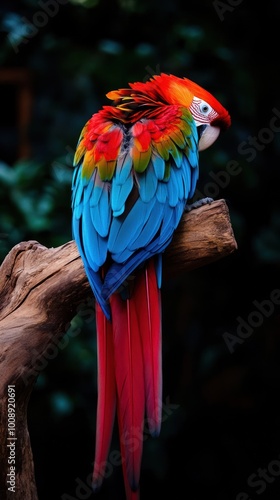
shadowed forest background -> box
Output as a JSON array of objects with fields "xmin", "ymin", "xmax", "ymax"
[{"xmin": 1, "ymin": 0, "xmax": 280, "ymax": 499}]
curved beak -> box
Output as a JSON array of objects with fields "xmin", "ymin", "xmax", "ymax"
[{"xmin": 198, "ymin": 125, "xmax": 220, "ymax": 151}]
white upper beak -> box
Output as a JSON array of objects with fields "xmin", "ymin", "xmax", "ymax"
[{"xmin": 198, "ymin": 125, "xmax": 220, "ymax": 151}]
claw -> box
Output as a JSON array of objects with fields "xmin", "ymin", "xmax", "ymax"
[{"xmin": 184, "ymin": 197, "xmax": 214, "ymax": 212}]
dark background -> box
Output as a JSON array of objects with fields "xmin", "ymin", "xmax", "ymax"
[{"xmin": 1, "ymin": 1, "xmax": 280, "ymax": 499}]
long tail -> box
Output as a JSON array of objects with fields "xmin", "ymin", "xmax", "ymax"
[
  {"xmin": 92, "ymin": 303, "xmax": 116, "ymax": 490},
  {"xmin": 110, "ymin": 291, "xmax": 145, "ymax": 491},
  {"xmin": 133, "ymin": 259, "xmax": 162, "ymax": 436},
  {"xmin": 92, "ymin": 257, "xmax": 162, "ymax": 498}
]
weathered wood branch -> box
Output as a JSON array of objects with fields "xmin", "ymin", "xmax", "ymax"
[{"xmin": 0, "ymin": 199, "xmax": 237, "ymax": 500}]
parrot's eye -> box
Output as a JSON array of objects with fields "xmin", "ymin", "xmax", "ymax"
[{"xmin": 200, "ymin": 102, "xmax": 210, "ymax": 114}]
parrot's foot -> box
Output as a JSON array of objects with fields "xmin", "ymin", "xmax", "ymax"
[{"xmin": 185, "ymin": 197, "xmax": 214, "ymax": 212}]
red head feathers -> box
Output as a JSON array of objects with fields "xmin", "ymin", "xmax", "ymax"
[{"xmin": 106, "ymin": 72, "xmax": 231, "ymax": 129}]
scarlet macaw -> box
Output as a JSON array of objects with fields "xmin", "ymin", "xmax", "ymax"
[{"xmin": 71, "ymin": 73, "xmax": 231, "ymax": 499}]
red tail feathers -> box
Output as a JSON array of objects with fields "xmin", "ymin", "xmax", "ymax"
[
  {"xmin": 133, "ymin": 260, "xmax": 162, "ymax": 437},
  {"xmin": 92, "ymin": 304, "xmax": 116, "ymax": 490},
  {"xmin": 92, "ymin": 258, "xmax": 162, "ymax": 497}
]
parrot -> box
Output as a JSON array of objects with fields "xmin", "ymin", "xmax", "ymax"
[{"xmin": 71, "ymin": 72, "xmax": 231, "ymax": 499}]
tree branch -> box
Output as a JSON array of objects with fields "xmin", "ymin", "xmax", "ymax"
[{"xmin": 0, "ymin": 198, "xmax": 237, "ymax": 499}]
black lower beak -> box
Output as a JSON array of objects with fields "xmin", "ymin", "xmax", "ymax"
[{"xmin": 197, "ymin": 124, "xmax": 207, "ymax": 140}]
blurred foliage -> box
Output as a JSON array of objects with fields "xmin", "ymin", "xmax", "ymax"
[
  {"xmin": 0, "ymin": 158, "xmax": 72, "ymax": 255},
  {"xmin": 1, "ymin": 0, "xmax": 280, "ymax": 499}
]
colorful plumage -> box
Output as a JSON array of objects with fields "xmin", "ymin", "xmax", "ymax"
[{"xmin": 71, "ymin": 72, "xmax": 231, "ymax": 498}]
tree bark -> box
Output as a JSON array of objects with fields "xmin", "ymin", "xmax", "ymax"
[{"xmin": 0, "ymin": 198, "xmax": 237, "ymax": 500}]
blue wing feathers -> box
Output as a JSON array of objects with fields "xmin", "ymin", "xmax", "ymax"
[
  {"xmin": 137, "ymin": 164, "xmax": 158, "ymax": 203},
  {"xmin": 170, "ymin": 142, "xmax": 183, "ymax": 168},
  {"xmin": 111, "ymin": 175, "xmax": 133, "ymax": 217},
  {"xmin": 156, "ymin": 182, "xmax": 168, "ymax": 204},
  {"xmin": 72, "ymin": 106, "xmax": 200, "ymax": 316},
  {"xmin": 86, "ymin": 265, "xmax": 111, "ymax": 319},
  {"xmin": 109, "ymin": 198, "xmax": 156, "ymax": 258},
  {"xmin": 84, "ymin": 177, "xmax": 95, "ymax": 206},
  {"xmin": 91, "ymin": 186, "xmax": 111, "ymax": 237},
  {"xmin": 151, "ymin": 152, "xmax": 165, "ymax": 180},
  {"xmin": 91, "ymin": 174, "xmax": 105, "ymax": 206},
  {"xmin": 167, "ymin": 168, "xmax": 180, "ymax": 207},
  {"xmin": 115, "ymin": 153, "xmax": 133, "ymax": 184},
  {"xmin": 128, "ymin": 203, "xmax": 165, "ymax": 251},
  {"xmin": 82, "ymin": 205, "xmax": 102, "ymax": 271},
  {"xmin": 111, "ymin": 152, "xmax": 134, "ymax": 216}
]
